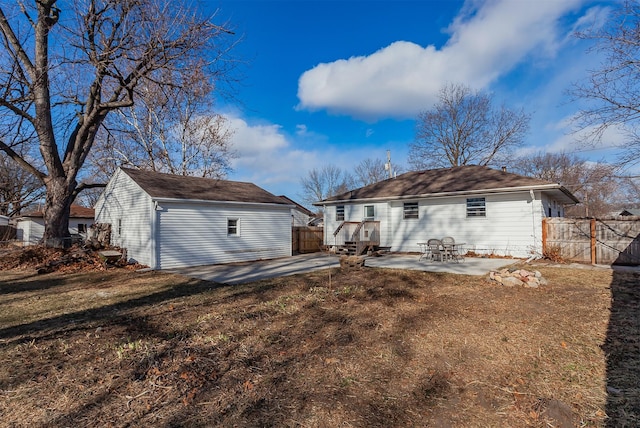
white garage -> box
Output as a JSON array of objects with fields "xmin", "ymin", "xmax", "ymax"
[{"xmin": 94, "ymin": 168, "xmax": 292, "ymax": 270}]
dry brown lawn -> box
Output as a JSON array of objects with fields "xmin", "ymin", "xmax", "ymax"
[{"xmin": 0, "ymin": 262, "xmax": 637, "ymax": 427}]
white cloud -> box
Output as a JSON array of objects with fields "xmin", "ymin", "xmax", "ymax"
[{"xmin": 297, "ymin": 0, "xmax": 586, "ymax": 120}]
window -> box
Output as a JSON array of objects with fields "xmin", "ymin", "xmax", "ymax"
[
  {"xmin": 364, "ymin": 205, "xmax": 375, "ymax": 220},
  {"xmin": 466, "ymin": 197, "xmax": 486, "ymax": 217},
  {"xmin": 117, "ymin": 219, "xmax": 122, "ymax": 235},
  {"xmin": 227, "ymin": 218, "xmax": 239, "ymax": 235},
  {"xmin": 78, "ymin": 224, "xmax": 87, "ymax": 233},
  {"xmin": 403, "ymin": 202, "xmax": 419, "ymax": 219},
  {"xmin": 548, "ymin": 207, "xmax": 552, "ymax": 217},
  {"xmin": 336, "ymin": 205, "xmax": 345, "ymax": 221}
]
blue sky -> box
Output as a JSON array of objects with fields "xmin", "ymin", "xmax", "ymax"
[{"xmin": 210, "ymin": 0, "xmax": 623, "ymax": 203}]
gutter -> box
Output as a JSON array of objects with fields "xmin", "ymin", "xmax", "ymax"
[{"xmin": 151, "ymin": 197, "xmax": 294, "ymax": 210}]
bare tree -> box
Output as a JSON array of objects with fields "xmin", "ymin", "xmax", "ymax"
[
  {"xmin": 88, "ymin": 64, "xmax": 235, "ymax": 181},
  {"xmin": 0, "ymin": 0, "xmax": 235, "ymax": 246},
  {"xmin": 353, "ymin": 158, "xmax": 389, "ymax": 187},
  {"xmin": 512, "ymin": 152, "xmax": 623, "ymax": 217},
  {"xmin": 0, "ymin": 152, "xmax": 44, "ymax": 216},
  {"xmin": 409, "ymin": 83, "xmax": 530, "ymax": 170},
  {"xmin": 300, "ymin": 165, "xmax": 354, "ymax": 207},
  {"xmin": 572, "ymin": 0, "xmax": 640, "ymax": 166}
]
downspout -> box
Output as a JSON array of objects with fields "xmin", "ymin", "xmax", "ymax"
[{"xmin": 527, "ymin": 189, "xmax": 542, "ymax": 262}]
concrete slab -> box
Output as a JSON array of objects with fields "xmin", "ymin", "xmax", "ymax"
[
  {"xmin": 167, "ymin": 253, "xmax": 339, "ymax": 285},
  {"xmin": 365, "ymin": 254, "xmax": 517, "ymax": 275},
  {"xmin": 168, "ymin": 253, "xmax": 518, "ymax": 284}
]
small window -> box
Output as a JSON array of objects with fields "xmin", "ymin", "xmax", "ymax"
[
  {"xmin": 78, "ymin": 224, "xmax": 87, "ymax": 233},
  {"xmin": 336, "ymin": 205, "xmax": 345, "ymax": 221},
  {"xmin": 227, "ymin": 218, "xmax": 239, "ymax": 235},
  {"xmin": 117, "ymin": 219, "xmax": 122, "ymax": 235},
  {"xmin": 364, "ymin": 205, "xmax": 375, "ymax": 220},
  {"xmin": 466, "ymin": 198, "xmax": 486, "ymax": 217},
  {"xmin": 403, "ymin": 202, "xmax": 419, "ymax": 219}
]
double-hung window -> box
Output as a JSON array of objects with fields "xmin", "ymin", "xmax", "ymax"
[
  {"xmin": 403, "ymin": 202, "xmax": 419, "ymax": 219},
  {"xmin": 364, "ymin": 205, "xmax": 375, "ymax": 220},
  {"xmin": 466, "ymin": 197, "xmax": 486, "ymax": 217},
  {"xmin": 227, "ymin": 218, "xmax": 239, "ymax": 235},
  {"xmin": 336, "ymin": 205, "xmax": 345, "ymax": 221}
]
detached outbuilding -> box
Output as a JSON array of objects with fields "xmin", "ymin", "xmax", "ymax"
[
  {"xmin": 94, "ymin": 168, "xmax": 292, "ymax": 269},
  {"xmin": 16, "ymin": 205, "xmax": 94, "ymax": 246}
]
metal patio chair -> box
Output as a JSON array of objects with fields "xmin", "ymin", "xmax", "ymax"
[{"xmin": 427, "ymin": 238, "xmax": 444, "ymax": 262}]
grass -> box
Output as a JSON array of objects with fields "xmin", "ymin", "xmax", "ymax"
[{"xmin": 0, "ymin": 263, "xmax": 636, "ymax": 427}]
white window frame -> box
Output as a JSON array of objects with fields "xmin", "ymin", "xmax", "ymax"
[
  {"xmin": 364, "ymin": 205, "xmax": 375, "ymax": 220},
  {"xmin": 227, "ymin": 218, "xmax": 240, "ymax": 236},
  {"xmin": 336, "ymin": 205, "xmax": 345, "ymax": 221},
  {"xmin": 403, "ymin": 202, "xmax": 419, "ymax": 219},
  {"xmin": 466, "ymin": 197, "xmax": 486, "ymax": 217}
]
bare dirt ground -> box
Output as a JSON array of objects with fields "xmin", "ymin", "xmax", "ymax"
[{"xmin": 0, "ymin": 253, "xmax": 637, "ymax": 427}]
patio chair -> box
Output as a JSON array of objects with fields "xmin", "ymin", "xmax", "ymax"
[
  {"xmin": 441, "ymin": 236, "xmax": 461, "ymax": 262},
  {"xmin": 427, "ymin": 238, "xmax": 444, "ymax": 262}
]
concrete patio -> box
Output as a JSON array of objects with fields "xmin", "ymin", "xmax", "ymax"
[{"xmin": 168, "ymin": 252, "xmax": 517, "ymax": 285}]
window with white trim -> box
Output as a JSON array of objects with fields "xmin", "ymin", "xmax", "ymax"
[
  {"xmin": 227, "ymin": 218, "xmax": 239, "ymax": 235},
  {"xmin": 364, "ymin": 205, "xmax": 375, "ymax": 220},
  {"xmin": 403, "ymin": 202, "xmax": 419, "ymax": 219},
  {"xmin": 466, "ymin": 197, "xmax": 486, "ymax": 217},
  {"xmin": 336, "ymin": 205, "xmax": 345, "ymax": 221}
]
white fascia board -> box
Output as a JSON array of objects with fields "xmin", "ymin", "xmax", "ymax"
[
  {"xmin": 317, "ymin": 184, "xmax": 576, "ymax": 205},
  {"xmin": 152, "ymin": 197, "xmax": 294, "ymax": 210}
]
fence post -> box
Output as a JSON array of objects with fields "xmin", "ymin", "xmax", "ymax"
[
  {"xmin": 590, "ymin": 219, "xmax": 596, "ymax": 265},
  {"xmin": 541, "ymin": 218, "xmax": 547, "ymax": 254}
]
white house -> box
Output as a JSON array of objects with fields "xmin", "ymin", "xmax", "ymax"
[
  {"xmin": 94, "ymin": 167, "xmax": 293, "ymax": 269},
  {"xmin": 16, "ymin": 205, "xmax": 95, "ymax": 246},
  {"xmin": 315, "ymin": 165, "xmax": 579, "ymax": 258}
]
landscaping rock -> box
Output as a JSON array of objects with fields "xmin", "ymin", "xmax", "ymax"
[{"xmin": 488, "ymin": 267, "xmax": 547, "ymax": 288}]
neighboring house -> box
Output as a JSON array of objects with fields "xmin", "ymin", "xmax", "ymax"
[
  {"xmin": 16, "ymin": 205, "xmax": 95, "ymax": 246},
  {"xmin": 94, "ymin": 168, "xmax": 293, "ymax": 269},
  {"xmin": 620, "ymin": 209, "xmax": 640, "ymax": 217},
  {"xmin": 0, "ymin": 215, "xmax": 8, "ymax": 226},
  {"xmin": 315, "ymin": 165, "xmax": 579, "ymax": 258},
  {"xmin": 279, "ymin": 195, "xmax": 315, "ymax": 227}
]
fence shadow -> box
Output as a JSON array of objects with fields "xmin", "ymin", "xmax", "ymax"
[{"xmin": 604, "ymin": 247, "xmax": 640, "ymax": 426}]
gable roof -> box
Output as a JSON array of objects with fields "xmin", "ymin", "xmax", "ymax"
[
  {"xmin": 620, "ymin": 208, "xmax": 640, "ymax": 216},
  {"xmin": 278, "ymin": 195, "xmax": 315, "ymax": 216},
  {"xmin": 120, "ymin": 168, "xmax": 289, "ymax": 206},
  {"xmin": 316, "ymin": 165, "xmax": 579, "ymax": 205},
  {"xmin": 23, "ymin": 204, "xmax": 95, "ymax": 219}
]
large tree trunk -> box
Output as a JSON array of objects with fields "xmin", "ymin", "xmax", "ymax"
[{"xmin": 43, "ymin": 176, "xmax": 76, "ymax": 248}]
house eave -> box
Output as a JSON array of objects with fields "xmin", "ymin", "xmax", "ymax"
[
  {"xmin": 314, "ymin": 184, "xmax": 579, "ymax": 206},
  {"xmin": 151, "ymin": 196, "xmax": 293, "ymax": 209}
]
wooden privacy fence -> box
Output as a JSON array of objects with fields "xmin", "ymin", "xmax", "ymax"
[
  {"xmin": 292, "ymin": 226, "xmax": 323, "ymax": 254},
  {"xmin": 543, "ymin": 217, "xmax": 640, "ymax": 265}
]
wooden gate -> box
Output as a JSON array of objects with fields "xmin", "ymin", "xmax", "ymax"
[
  {"xmin": 543, "ymin": 217, "xmax": 640, "ymax": 265},
  {"xmin": 292, "ymin": 226, "xmax": 323, "ymax": 254}
]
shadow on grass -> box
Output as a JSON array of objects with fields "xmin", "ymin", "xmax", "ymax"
[
  {"xmin": 604, "ymin": 266, "xmax": 640, "ymax": 427},
  {"xmin": 0, "ymin": 274, "xmax": 226, "ymax": 344}
]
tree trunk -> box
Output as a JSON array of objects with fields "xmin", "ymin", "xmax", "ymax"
[{"xmin": 43, "ymin": 176, "xmax": 75, "ymax": 248}]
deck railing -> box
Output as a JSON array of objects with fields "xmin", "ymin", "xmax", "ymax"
[{"xmin": 333, "ymin": 221, "xmax": 380, "ymax": 247}]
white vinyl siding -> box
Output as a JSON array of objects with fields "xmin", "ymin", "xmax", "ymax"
[
  {"xmin": 94, "ymin": 169, "xmax": 154, "ymax": 267},
  {"xmin": 156, "ymin": 202, "xmax": 291, "ymax": 269}
]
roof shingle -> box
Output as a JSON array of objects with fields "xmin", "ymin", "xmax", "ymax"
[
  {"xmin": 121, "ymin": 168, "xmax": 288, "ymax": 205},
  {"xmin": 319, "ymin": 165, "xmax": 578, "ymax": 203}
]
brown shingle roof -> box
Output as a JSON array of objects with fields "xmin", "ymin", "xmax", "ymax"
[
  {"xmin": 25, "ymin": 204, "xmax": 95, "ymax": 218},
  {"xmin": 319, "ymin": 165, "xmax": 578, "ymax": 204},
  {"xmin": 121, "ymin": 168, "xmax": 288, "ymax": 205}
]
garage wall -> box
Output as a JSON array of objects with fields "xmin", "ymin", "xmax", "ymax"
[
  {"xmin": 157, "ymin": 201, "xmax": 291, "ymax": 269},
  {"xmin": 94, "ymin": 169, "xmax": 154, "ymax": 267}
]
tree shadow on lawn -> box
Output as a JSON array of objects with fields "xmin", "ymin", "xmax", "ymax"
[
  {"xmin": 604, "ymin": 265, "xmax": 640, "ymax": 427},
  {"xmin": 0, "ymin": 273, "xmax": 230, "ymax": 344}
]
